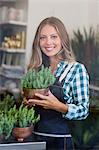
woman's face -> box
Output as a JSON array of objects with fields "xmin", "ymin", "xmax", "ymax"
[{"xmin": 39, "ymin": 25, "xmax": 62, "ymax": 57}]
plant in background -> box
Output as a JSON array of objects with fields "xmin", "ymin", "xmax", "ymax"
[
  {"xmin": 12, "ymin": 104, "xmax": 40, "ymax": 127},
  {"xmin": 3, "ymin": 111, "xmax": 15, "ymax": 139},
  {"xmin": 0, "ymin": 109, "xmax": 15, "ymax": 141},
  {"xmin": 0, "ymin": 94, "xmax": 16, "ymax": 142},
  {"xmin": 11, "ymin": 104, "xmax": 40, "ymax": 142},
  {"xmin": 70, "ymin": 26, "xmax": 99, "ymax": 149},
  {"xmin": 0, "ymin": 113, "xmax": 4, "ymax": 137},
  {"xmin": 71, "ymin": 26, "xmax": 99, "ymax": 86},
  {"xmin": 21, "ymin": 65, "xmax": 56, "ymax": 89},
  {"xmin": 71, "ymin": 27, "xmax": 96, "ymax": 64},
  {"xmin": 0, "ymin": 103, "xmax": 39, "ymax": 142},
  {"xmin": 0, "ymin": 94, "xmax": 15, "ymax": 112}
]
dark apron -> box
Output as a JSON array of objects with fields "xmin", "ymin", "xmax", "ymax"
[{"xmin": 34, "ymin": 78, "xmax": 70, "ymax": 135}]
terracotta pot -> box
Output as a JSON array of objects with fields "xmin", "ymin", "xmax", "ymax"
[
  {"xmin": 23, "ymin": 88, "xmax": 49, "ymax": 99},
  {"xmin": 13, "ymin": 126, "xmax": 33, "ymax": 142}
]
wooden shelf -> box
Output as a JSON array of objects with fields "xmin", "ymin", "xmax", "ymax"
[
  {"xmin": 0, "ymin": 48, "xmax": 25, "ymax": 53},
  {"xmin": 0, "ymin": 20, "xmax": 27, "ymax": 27}
]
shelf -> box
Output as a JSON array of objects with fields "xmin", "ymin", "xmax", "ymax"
[
  {"xmin": 0, "ymin": 48, "xmax": 25, "ymax": 53},
  {"xmin": 0, "ymin": 0, "xmax": 27, "ymax": 69},
  {"xmin": 0, "ymin": 64, "xmax": 24, "ymax": 79},
  {"xmin": 0, "ymin": 72, "xmax": 22, "ymax": 79},
  {"xmin": 0, "ymin": 20, "xmax": 27, "ymax": 27}
]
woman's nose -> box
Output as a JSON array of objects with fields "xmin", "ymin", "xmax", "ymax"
[{"xmin": 46, "ymin": 37, "xmax": 52, "ymax": 44}]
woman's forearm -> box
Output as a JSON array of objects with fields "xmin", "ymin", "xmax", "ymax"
[{"xmin": 55, "ymin": 101, "xmax": 69, "ymax": 113}]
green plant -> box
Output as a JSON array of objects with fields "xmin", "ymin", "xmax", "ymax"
[
  {"xmin": 3, "ymin": 112, "xmax": 15, "ymax": 139},
  {"xmin": 71, "ymin": 26, "xmax": 99, "ymax": 86},
  {"xmin": 0, "ymin": 110, "xmax": 15, "ymax": 139},
  {"xmin": 0, "ymin": 94, "xmax": 15, "ymax": 112},
  {"xmin": 11, "ymin": 104, "xmax": 40, "ymax": 128},
  {"xmin": 0, "ymin": 112, "xmax": 4, "ymax": 136},
  {"xmin": 0, "ymin": 94, "xmax": 16, "ymax": 140},
  {"xmin": 21, "ymin": 65, "xmax": 56, "ymax": 89}
]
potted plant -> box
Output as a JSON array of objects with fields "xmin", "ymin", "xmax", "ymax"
[
  {"xmin": 12, "ymin": 104, "xmax": 40, "ymax": 142},
  {"xmin": 21, "ymin": 65, "xmax": 56, "ymax": 99}
]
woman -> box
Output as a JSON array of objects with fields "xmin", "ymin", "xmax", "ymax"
[{"xmin": 27, "ymin": 16, "xmax": 89, "ymax": 150}]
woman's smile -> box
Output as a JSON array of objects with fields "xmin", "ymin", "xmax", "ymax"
[{"xmin": 45, "ymin": 46, "xmax": 55, "ymax": 51}]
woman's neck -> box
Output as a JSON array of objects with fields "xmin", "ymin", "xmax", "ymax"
[{"xmin": 50, "ymin": 57, "xmax": 59, "ymax": 73}]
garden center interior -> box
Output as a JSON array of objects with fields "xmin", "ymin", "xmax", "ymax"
[{"xmin": 0, "ymin": 0, "xmax": 99, "ymax": 149}]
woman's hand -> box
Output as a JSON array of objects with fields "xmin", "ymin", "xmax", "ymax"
[{"xmin": 27, "ymin": 90, "xmax": 68, "ymax": 113}]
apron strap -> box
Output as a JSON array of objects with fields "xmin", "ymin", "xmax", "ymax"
[{"xmin": 59, "ymin": 63, "xmax": 74, "ymax": 83}]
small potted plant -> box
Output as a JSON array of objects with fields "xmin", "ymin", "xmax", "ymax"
[
  {"xmin": 21, "ymin": 65, "xmax": 56, "ymax": 99},
  {"xmin": 12, "ymin": 104, "xmax": 40, "ymax": 142}
]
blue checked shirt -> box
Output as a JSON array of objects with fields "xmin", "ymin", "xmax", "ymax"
[{"xmin": 55, "ymin": 61, "xmax": 89, "ymax": 120}]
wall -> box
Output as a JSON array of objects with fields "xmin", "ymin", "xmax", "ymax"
[
  {"xmin": 25, "ymin": 0, "xmax": 98, "ymax": 67},
  {"xmin": 88, "ymin": 0, "xmax": 99, "ymax": 27}
]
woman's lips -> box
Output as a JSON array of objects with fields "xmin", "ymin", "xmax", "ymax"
[{"xmin": 45, "ymin": 47, "xmax": 55, "ymax": 51}]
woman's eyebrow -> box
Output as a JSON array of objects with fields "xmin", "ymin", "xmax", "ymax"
[{"xmin": 40, "ymin": 33, "xmax": 58, "ymax": 36}]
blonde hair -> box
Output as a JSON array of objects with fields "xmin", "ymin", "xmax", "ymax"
[{"xmin": 28, "ymin": 17, "xmax": 75, "ymax": 69}]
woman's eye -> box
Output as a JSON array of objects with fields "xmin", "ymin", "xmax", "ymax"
[
  {"xmin": 51, "ymin": 35, "xmax": 57, "ymax": 39},
  {"xmin": 40, "ymin": 36, "xmax": 46, "ymax": 40}
]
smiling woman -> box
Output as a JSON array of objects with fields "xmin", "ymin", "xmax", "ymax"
[{"xmin": 26, "ymin": 16, "xmax": 89, "ymax": 150}]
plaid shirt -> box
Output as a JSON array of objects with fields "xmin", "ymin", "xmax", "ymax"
[{"xmin": 55, "ymin": 61, "xmax": 89, "ymax": 120}]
